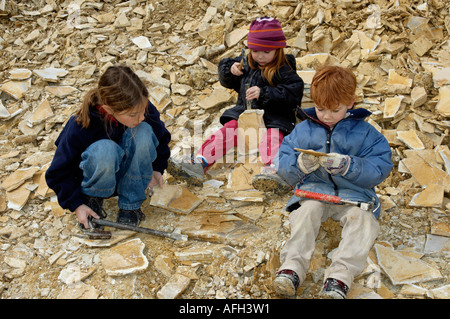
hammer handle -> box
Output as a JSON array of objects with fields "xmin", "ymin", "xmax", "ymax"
[{"xmin": 294, "ymin": 189, "xmax": 342, "ymax": 204}]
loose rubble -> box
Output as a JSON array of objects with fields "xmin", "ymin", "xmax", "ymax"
[{"xmin": 0, "ymin": 0, "xmax": 449, "ymax": 300}]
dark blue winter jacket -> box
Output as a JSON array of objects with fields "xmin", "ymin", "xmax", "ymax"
[{"xmin": 45, "ymin": 101, "xmax": 171, "ymax": 212}]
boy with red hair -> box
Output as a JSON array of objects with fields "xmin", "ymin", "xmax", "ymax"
[{"xmin": 272, "ymin": 65, "xmax": 392, "ymax": 298}]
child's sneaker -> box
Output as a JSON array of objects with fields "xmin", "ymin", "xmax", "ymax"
[
  {"xmin": 167, "ymin": 155, "xmax": 206, "ymax": 186},
  {"xmin": 252, "ymin": 165, "xmax": 292, "ymax": 194},
  {"xmin": 272, "ymin": 269, "xmax": 300, "ymax": 297},
  {"xmin": 117, "ymin": 208, "xmax": 146, "ymax": 226},
  {"xmin": 320, "ymin": 278, "xmax": 349, "ymax": 299}
]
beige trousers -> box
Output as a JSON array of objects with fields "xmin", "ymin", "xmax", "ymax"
[{"xmin": 279, "ymin": 199, "xmax": 379, "ymax": 288}]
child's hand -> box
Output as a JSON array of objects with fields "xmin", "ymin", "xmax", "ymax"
[
  {"xmin": 75, "ymin": 204, "xmax": 100, "ymax": 229},
  {"xmin": 231, "ymin": 62, "xmax": 244, "ymax": 76},
  {"xmin": 246, "ymin": 86, "xmax": 261, "ymax": 101},
  {"xmin": 319, "ymin": 153, "xmax": 351, "ymax": 176},
  {"xmin": 147, "ymin": 171, "xmax": 163, "ymax": 195},
  {"xmin": 297, "ymin": 152, "xmax": 320, "ymax": 174}
]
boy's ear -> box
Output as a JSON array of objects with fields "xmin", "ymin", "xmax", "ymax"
[{"xmin": 347, "ymin": 98, "xmax": 355, "ymax": 109}]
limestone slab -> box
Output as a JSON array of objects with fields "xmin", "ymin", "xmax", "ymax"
[
  {"xmin": 0, "ymin": 79, "xmax": 31, "ymax": 99},
  {"xmin": 100, "ymin": 238, "xmax": 148, "ymax": 276},
  {"xmin": 409, "ymin": 183, "xmax": 444, "ymax": 207},
  {"xmin": 33, "ymin": 68, "xmax": 68, "ymax": 82},
  {"xmin": 435, "ymin": 86, "xmax": 450, "ymax": 117},
  {"xmin": 198, "ymin": 88, "xmax": 233, "ymax": 110},
  {"xmin": 150, "ymin": 184, "xmax": 203, "ymax": 214},
  {"xmin": 1, "ymin": 166, "xmax": 40, "ymax": 191},
  {"xmin": 396, "ymin": 130, "xmax": 424, "ymax": 150},
  {"xmin": 383, "ymin": 95, "xmax": 404, "ymax": 118},
  {"xmin": 375, "ymin": 244, "xmax": 443, "ymax": 285},
  {"xmin": 9, "ymin": 68, "xmax": 32, "ymax": 80},
  {"xmin": 27, "ymin": 99, "xmax": 54, "ymax": 126},
  {"xmin": 45, "ymin": 85, "xmax": 78, "ymax": 97},
  {"xmin": 156, "ymin": 273, "xmax": 191, "ymax": 299}
]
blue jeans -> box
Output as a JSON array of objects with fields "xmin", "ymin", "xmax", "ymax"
[{"xmin": 79, "ymin": 122, "xmax": 159, "ymax": 210}]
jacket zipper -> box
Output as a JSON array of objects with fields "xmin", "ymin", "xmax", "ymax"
[{"xmin": 326, "ymin": 127, "xmax": 339, "ymax": 196}]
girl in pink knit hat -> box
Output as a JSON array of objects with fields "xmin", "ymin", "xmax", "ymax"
[{"xmin": 168, "ymin": 17, "xmax": 304, "ymax": 192}]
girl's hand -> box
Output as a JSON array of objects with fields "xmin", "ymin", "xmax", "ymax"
[
  {"xmin": 75, "ymin": 204, "xmax": 100, "ymax": 229},
  {"xmin": 147, "ymin": 171, "xmax": 163, "ymax": 195},
  {"xmin": 246, "ymin": 86, "xmax": 261, "ymax": 101},
  {"xmin": 230, "ymin": 62, "xmax": 244, "ymax": 76}
]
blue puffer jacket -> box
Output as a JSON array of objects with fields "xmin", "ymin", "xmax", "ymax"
[{"xmin": 275, "ymin": 107, "xmax": 393, "ymax": 218}]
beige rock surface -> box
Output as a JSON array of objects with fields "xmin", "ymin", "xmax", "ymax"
[{"xmin": 0, "ymin": 0, "xmax": 448, "ymax": 301}]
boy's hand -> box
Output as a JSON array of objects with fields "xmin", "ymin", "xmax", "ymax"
[
  {"xmin": 319, "ymin": 153, "xmax": 351, "ymax": 176},
  {"xmin": 297, "ymin": 152, "xmax": 320, "ymax": 174}
]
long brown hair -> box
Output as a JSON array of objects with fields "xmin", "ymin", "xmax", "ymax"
[
  {"xmin": 76, "ymin": 65, "xmax": 149, "ymax": 128},
  {"xmin": 247, "ymin": 48, "xmax": 291, "ymax": 86}
]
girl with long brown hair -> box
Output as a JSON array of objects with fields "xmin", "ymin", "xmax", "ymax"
[
  {"xmin": 168, "ymin": 17, "xmax": 304, "ymax": 190},
  {"xmin": 45, "ymin": 65, "xmax": 171, "ymax": 228}
]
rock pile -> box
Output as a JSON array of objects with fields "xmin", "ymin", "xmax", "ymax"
[{"xmin": 0, "ymin": 0, "xmax": 449, "ymax": 299}]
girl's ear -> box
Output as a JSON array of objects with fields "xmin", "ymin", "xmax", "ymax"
[{"xmin": 100, "ymin": 104, "xmax": 114, "ymax": 115}]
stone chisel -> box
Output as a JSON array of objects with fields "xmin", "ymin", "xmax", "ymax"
[{"xmin": 87, "ymin": 218, "xmax": 188, "ymax": 241}]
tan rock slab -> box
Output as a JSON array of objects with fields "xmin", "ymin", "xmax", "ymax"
[
  {"xmin": 74, "ymin": 230, "xmax": 135, "ymax": 247},
  {"xmin": 0, "ymin": 99, "xmax": 11, "ymax": 118},
  {"xmin": 402, "ymin": 152, "xmax": 450, "ymax": 192},
  {"xmin": 409, "ymin": 35, "xmax": 433, "ymax": 57},
  {"xmin": 410, "ymin": 86, "xmax": 427, "ymax": 108},
  {"xmin": 435, "ymin": 86, "xmax": 450, "ymax": 117},
  {"xmin": 387, "ymin": 69, "xmax": 412, "ymax": 87},
  {"xmin": 409, "ymin": 183, "xmax": 444, "ymax": 207},
  {"xmin": 45, "ymin": 85, "xmax": 78, "ymax": 97},
  {"xmin": 383, "ymin": 95, "xmax": 403, "ymax": 118},
  {"xmin": 150, "ymin": 184, "xmax": 203, "ymax": 214},
  {"xmin": 233, "ymin": 204, "xmax": 265, "ymax": 223},
  {"xmin": 427, "ymin": 285, "xmax": 450, "ymax": 299},
  {"xmin": 154, "ymin": 254, "xmax": 175, "ymax": 277},
  {"xmin": 177, "ymin": 211, "xmax": 261, "ymax": 245},
  {"xmin": 396, "ymin": 130, "xmax": 425, "ymax": 150},
  {"xmin": 198, "ymin": 87, "xmax": 233, "ymax": 110},
  {"xmin": 33, "ymin": 68, "xmax": 68, "ymax": 82},
  {"xmin": 100, "ymin": 238, "xmax": 148, "ymax": 276},
  {"xmin": 9, "ymin": 68, "xmax": 32, "ymax": 80},
  {"xmin": 226, "ymin": 163, "xmax": 261, "ymax": 191},
  {"xmin": 0, "ymin": 79, "xmax": 31, "ymax": 99},
  {"xmin": 156, "ymin": 273, "xmax": 191, "ymax": 299},
  {"xmin": 375, "ymin": 244, "xmax": 443, "ymax": 285},
  {"xmin": 175, "ymin": 246, "xmax": 215, "ymax": 263},
  {"xmin": 57, "ymin": 282, "xmax": 100, "ymax": 299},
  {"xmin": 28, "ymin": 99, "xmax": 54, "ymax": 126},
  {"xmin": 433, "ymin": 68, "xmax": 450, "ymax": 88},
  {"xmin": 1, "ymin": 166, "xmax": 40, "ymax": 191},
  {"xmin": 225, "ymin": 27, "xmax": 247, "ymax": 47}
]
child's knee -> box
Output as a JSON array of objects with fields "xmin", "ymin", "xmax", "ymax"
[{"xmin": 81, "ymin": 140, "xmax": 122, "ymax": 170}]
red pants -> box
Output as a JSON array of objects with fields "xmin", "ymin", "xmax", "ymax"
[{"xmin": 198, "ymin": 120, "xmax": 284, "ymax": 166}]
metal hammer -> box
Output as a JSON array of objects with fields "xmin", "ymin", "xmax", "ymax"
[
  {"xmin": 294, "ymin": 189, "xmax": 374, "ymax": 211},
  {"xmin": 78, "ymin": 218, "xmax": 188, "ymax": 241}
]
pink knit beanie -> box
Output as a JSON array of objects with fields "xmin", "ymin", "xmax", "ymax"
[{"xmin": 247, "ymin": 17, "xmax": 286, "ymax": 51}]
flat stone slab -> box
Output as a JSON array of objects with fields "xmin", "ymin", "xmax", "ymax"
[{"xmin": 100, "ymin": 238, "xmax": 148, "ymax": 276}]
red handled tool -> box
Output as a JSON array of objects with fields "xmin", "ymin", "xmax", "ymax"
[{"xmin": 294, "ymin": 189, "xmax": 374, "ymax": 211}]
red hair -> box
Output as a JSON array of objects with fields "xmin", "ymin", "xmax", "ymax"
[{"xmin": 310, "ymin": 65, "xmax": 356, "ymax": 110}]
